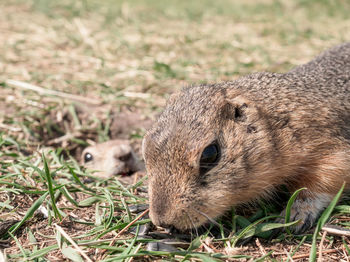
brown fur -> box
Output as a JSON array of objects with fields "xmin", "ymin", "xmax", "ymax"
[{"xmin": 142, "ymin": 43, "xmax": 350, "ymax": 232}]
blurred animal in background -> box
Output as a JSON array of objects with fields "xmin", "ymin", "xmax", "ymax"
[{"xmin": 81, "ymin": 139, "xmax": 143, "ymax": 179}]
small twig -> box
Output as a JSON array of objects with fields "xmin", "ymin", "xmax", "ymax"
[
  {"xmin": 110, "ymin": 208, "xmax": 149, "ymax": 242},
  {"xmin": 322, "ymin": 225, "xmax": 350, "ymax": 237},
  {"xmin": 284, "ymin": 248, "xmax": 294, "ymax": 262},
  {"xmin": 201, "ymin": 237, "xmax": 215, "ymax": 253},
  {"xmin": 256, "ymin": 238, "xmax": 267, "ymax": 256},
  {"xmin": 292, "ymin": 249, "xmax": 338, "ymax": 259},
  {"xmin": 0, "ymin": 123, "xmax": 22, "ymax": 132},
  {"xmin": 317, "ymin": 230, "xmax": 327, "ymax": 262},
  {"xmin": 5, "ymin": 79, "xmax": 102, "ymax": 105},
  {"xmin": 73, "ymin": 18, "xmax": 98, "ymax": 52},
  {"xmin": 0, "ymin": 249, "xmax": 7, "ymax": 262},
  {"xmin": 55, "ymin": 223, "xmax": 93, "ymax": 262},
  {"xmin": 174, "ymin": 256, "xmax": 202, "ymax": 262},
  {"xmin": 127, "ymin": 243, "xmax": 142, "ymax": 262},
  {"xmin": 47, "ymin": 132, "xmax": 81, "ymax": 145},
  {"xmin": 123, "ymin": 91, "xmax": 150, "ymax": 99},
  {"xmin": 342, "ymin": 241, "xmax": 350, "ymax": 262},
  {"xmin": 78, "ymin": 238, "xmax": 127, "ymax": 246}
]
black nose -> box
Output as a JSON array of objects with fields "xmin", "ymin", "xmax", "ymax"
[{"xmin": 119, "ymin": 152, "xmax": 132, "ymax": 162}]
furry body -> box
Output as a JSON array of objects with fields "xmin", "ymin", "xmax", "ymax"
[{"xmin": 143, "ymin": 43, "xmax": 350, "ymax": 232}]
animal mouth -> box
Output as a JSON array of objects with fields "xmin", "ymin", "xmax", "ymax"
[
  {"xmin": 119, "ymin": 165, "xmax": 140, "ymax": 176},
  {"xmin": 120, "ymin": 170, "xmax": 134, "ymax": 176}
]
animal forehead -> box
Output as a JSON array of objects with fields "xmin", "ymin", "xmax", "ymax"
[
  {"xmin": 82, "ymin": 140, "xmax": 131, "ymax": 158},
  {"xmin": 112, "ymin": 143, "xmax": 131, "ymax": 155},
  {"xmin": 144, "ymin": 85, "xmax": 226, "ymax": 160},
  {"xmin": 173, "ymin": 85, "xmax": 225, "ymax": 110},
  {"xmin": 99, "ymin": 139, "xmax": 130, "ymax": 148},
  {"xmin": 90, "ymin": 140, "xmax": 130, "ymax": 151},
  {"xmin": 146, "ymin": 118, "xmax": 215, "ymax": 164},
  {"xmin": 159, "ymin": 86, "xmax": 225, "ymax": 128}
]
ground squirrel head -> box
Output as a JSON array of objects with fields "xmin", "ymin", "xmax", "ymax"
[
  {"xmin": 143, "ymin": 83, "xmax": 277, "ymax": 230},
  {"xmin": 81, "ymin": 139, "xmax": 141, "ymax": 178}
]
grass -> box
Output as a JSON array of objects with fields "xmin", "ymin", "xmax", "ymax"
[{"xmin": 1, "ymin": 0, "xmax": 350, "ymax": 260}]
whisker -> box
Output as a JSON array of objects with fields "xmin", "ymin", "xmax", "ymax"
[
  {"xmin": 192, "ymin": 208, "xmax": 232, "ymax": 236},
  {"xmin": 186, "ymin": 212, "xmax": 199, "ymax": 238},
  {"xmin": 193, "ymin": 209, "xmax": 222, "ymax": 228}
]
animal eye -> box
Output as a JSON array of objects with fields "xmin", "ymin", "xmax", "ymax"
[
  {"xmin": 201, "ymin": 144, "xmax": 219, "ymax": 163},
  {"xmin": 84, "ymin": 152, "xmax": 93, "ymax": 163},
  {"xmin": 199, "ymin": 142, "xmax": 220, "ymax": 174}
]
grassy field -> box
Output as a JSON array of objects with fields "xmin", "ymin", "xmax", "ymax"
[{"xmin": 1, "ymin": 0, "xmax": 350, "ymax": 261}]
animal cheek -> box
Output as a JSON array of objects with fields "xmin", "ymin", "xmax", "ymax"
[
  {"xmin": 107, "ymin": 160, "xmax": 121, "ymax": 173},
  {"xmin": 148, "ymin": 181, "xmax": 169, "ymax": 211},
  {"xmin": 150, "ymin": 194, "xmax": 166, "ymax": 216},
  {"xmin": 174, "ymin": 195, "xmax": 190, "ymax": 209}
]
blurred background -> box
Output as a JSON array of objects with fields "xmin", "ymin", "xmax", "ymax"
[{"xmin": 1, "ymin": 0, "xmax": 350, "ymax": 151}]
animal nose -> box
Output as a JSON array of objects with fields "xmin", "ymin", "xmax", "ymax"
[
  {"xmin": 152, "ymin": 219, "xmax": 174, "ymax": 231},
  {"xmin": 149, "ymin": 211, "xmax": 177, "ymax": 231},
  {"xmin": 159, "ymin": 224, "xmax": 175, "ymax": 233},
  {"xmin": 119, "ymin": 152, "xmax": 132, "ymax": 162}
]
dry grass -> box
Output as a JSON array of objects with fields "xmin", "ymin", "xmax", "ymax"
[{"xmin": 1, "ymin": 0, "xmax": 350, "ymax": 261}]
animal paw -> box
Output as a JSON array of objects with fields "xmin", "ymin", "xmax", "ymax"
[{"xmin": 277, "ymin": 193, "xmax": 332, "ymax": 234}]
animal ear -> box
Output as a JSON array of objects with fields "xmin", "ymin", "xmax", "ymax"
[{"xmin": 222, "ymin": 95, "xmax": 249, "ymax": 122}]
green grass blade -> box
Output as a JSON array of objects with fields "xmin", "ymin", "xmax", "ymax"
[
  {"xmin": 10, "ymin": 191, "xmax": 49, "ymax": 234},
  {"xmin": 118, "ymin": 224, "xmax": 139, "ymax": 257},
  {"xmin": 286, "ymin": 235, "xmax": 307, "ymax": 262},
  {"xmin": 8, "ymin": 232, "xmax": 28, "ymax": 258},
  {"xmin": 309, "ymin": 182, "xmax": 345, "ymax": 262},
  {"xmin": 61, "ymin": 243, "xmax": 84, "ymax": 262},
  {"xmin": 102, "ymin": 189, "xmax": 115, "ymax": 228},
  {"xmin": 232, "ymin": 215, "xmax": 297, "ymax": 245},
  {"xmin": 27, "ymin": 244, "xmax": 59, "ymax": 260},
  {"xmin": 252, "ymin": 250, "xmax": 274, "ymax": 262},
  {"xmin": 42, "ymin": 153, "xmax": 62, "ymax": 220},
  {"xmin": 60, "ymin": 185, "xmax": 79, "ymax": 207},
  {"xmin": 285, "ymin": 187, "xmax": 306, "ymax": 234},
  {"xmin": 67, "ymin": 165, "xmax": 94, "ymax": 192},
  {"xmin": 342, "ymin": 237, "xmax": 350, "ymax": 256}
]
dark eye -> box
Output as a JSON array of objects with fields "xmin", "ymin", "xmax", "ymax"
[
  {"xmin": 84, "ymin": 152, "xmax": 93, "ymax": 163},
  {"xmin": 199, "ymin": 142, "xmax": 220, "ymax": 174}
]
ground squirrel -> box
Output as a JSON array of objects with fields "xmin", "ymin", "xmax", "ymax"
[
  {"xmin": 81, "ymin": 140, "xmax": 141, "ymax": 178},
  {"xmin": 142, "ymin": 43, "xmax": 350, "ymax": 233}
]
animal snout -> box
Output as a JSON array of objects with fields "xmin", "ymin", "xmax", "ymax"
[
  {"xmin": 149, "ymin": 210, "xmax": 170, "ymax": 228},
  {"xmin": 119, "ymin": 152, "xmax": 132, "ymax": 162},
  {"xmin": 150, "ymin": 214, "xmax": 177, "ymax": 232},
  {"xmin": 153, "ymin": 220, "xmax": 174, "ymax": 231},
  {"xmin": 149, "ymin": 193, "xmax": 174, "ymax": 227}
]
